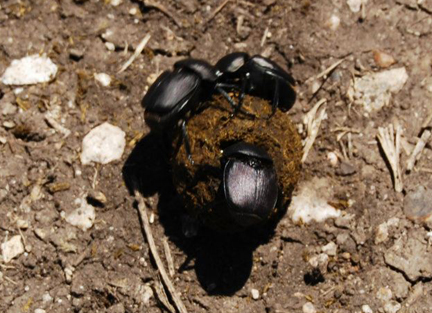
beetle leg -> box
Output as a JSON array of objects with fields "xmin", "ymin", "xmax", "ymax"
[
  {"xmin": 234, "ymin": 75, "xmax": 248, "ymax": 116},
  {"xmin": 269, "ymin": 78, "xmax": 280, "ymax": 118},
  {"xmin": 181, "ymin": 120, "xmax": 194, "ymax": 165},
  {"xmin": 215, "ymin": 86, "xmax": 238, "ymax": 110}
]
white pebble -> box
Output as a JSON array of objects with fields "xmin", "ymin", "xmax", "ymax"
[
  {"xmin": 303, "ymin": 302, "xmax": 316, "ymax": 313},
  {"xmin": 362, "ymin": 304, "xmax": 373, "ymax": 313},
  {"xmin": 105, "ymin": 42, "xmax": 116, "ymax": 51},
  {"xmin": 347, "ymin": 0, "xmax": 367, "ymax": 13},
  {"xmin": 94, "ymin": 73, "xmax": 111, "ymax": 87},
  {"xmin": 34, "ymin": 309, "xmax": 46, "ymax": 313},
  {"xmin": 251, "ymin": 288, "xmax": 260, "ymax": 300},
  {"xmin": 110, "ymin": 0, "xmax": 122, "ymax": 6},
  {"xmin": 66, "ymin": 198, "xmax": 95, "ymax": 231},
  {"xmin": 327, "ymin": 152, "xmax": 338, "ymax": 167},
  {"xmin": 1, "ymin": 235, "xmax": 24, "ymax": 263},
  {"xmin": 1, "ymin": 54, "xmax": 58, "ymax": 85},
  {"xmin": 384, "ymin": 301, "xmax": 401, "ymax": 313},
  {"xmin": 81, "ymin": 122, "xmax": 126, "ymax": 165},
  {"xmin": 322, "ymin": 241, "xmax": 337, "ymax": 256},
  {"xmin": 129, "ymin": 7, "xmax": 138, "ymax": 15},
  {"xmin": 326, "ymin": 15, "xmax": 340, "ymax": 31},
  {"xmin": 42, "ymin": 293, "xmax": 53, "ymax": 303}
]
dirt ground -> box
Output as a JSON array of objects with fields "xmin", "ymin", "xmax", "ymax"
[{"xmin": 2, "ymin": 0, "xmax": 432, "ymax": 312}]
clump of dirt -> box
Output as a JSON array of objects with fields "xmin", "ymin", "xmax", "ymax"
[{"xmin": 171, "ymin": 95, "xmax": 302, "ymax": 231}]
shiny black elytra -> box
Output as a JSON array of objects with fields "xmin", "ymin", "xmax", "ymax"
[
  {"xmin": 222, "ymin": 142, "xmax": 279, "ymax": 228},
  {"xmin": 142, "ymin": 59, "xmax": 238, "ymax": 161},
  {"xmin": 215, "ymin": 52, "xmax": 297, "ymax": 115}
]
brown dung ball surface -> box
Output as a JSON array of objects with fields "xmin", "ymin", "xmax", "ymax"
[{"xmin": 171, "ymin": 95, "xmax": 302, "ymax": 231}]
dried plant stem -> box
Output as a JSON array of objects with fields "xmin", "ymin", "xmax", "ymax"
[
  {"xmin": 406, "ymin": 130, "xmax": 431, "ymax": 172},
  {"xmin": 118, "ymin": 34, "xmax": 151, "ymax": 74},
  {"xmin": 302, "ymin": 99, "xmax": 327, "ymax": 163},
  {"xmin": 377, "ymin": 124, "xmax": 403, "ymax": 192},
  {"xmin": 134, "ymin": 191, "xmax": 188, "ymax": 313}
]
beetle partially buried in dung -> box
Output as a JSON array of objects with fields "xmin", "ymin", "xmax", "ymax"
[{"xmin": 142, "ymin": 53, "xmax": 302, "ymax": 232}]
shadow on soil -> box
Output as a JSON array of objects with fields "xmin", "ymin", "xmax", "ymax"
[{"xmin": 122, "ymin": 133, "xmax": 282, "ymax": 295}]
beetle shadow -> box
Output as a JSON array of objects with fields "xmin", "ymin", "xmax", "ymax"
[{"xmin": 122, "ymin": 133, "xmax": 283, "ymax": 296}]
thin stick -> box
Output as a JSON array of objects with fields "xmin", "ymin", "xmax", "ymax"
[
  {"xmin": 154, "ymin": 277, "xmax": 176, "ymax": 313},
  {"xmin": 118, "ymin": 34, "xmax": 151, "ymax": 73},
  {"xmin": 203, "ymin": 0, "xmax": 230, "ymax": 25},
  {"xmin": 163, "ymin": 239, "xmax": 175, "ymax": 277},
  {"xmin": 406, "ymin": 130, "xmax": 431, "ymax": 172},
  {"xmin": 135, "ymin": 191, "xmax": 188, "ymax": 313},
  {"xmin": 302, "ymin": 99, "xmax": 327, "ymax": 163},
  {"xmin": 144, "ymin": 1, "xmax": 183, "ymax": 28}
]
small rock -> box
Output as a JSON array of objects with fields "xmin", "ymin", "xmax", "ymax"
[
  {"xmin": 69, "ymin": 48, "xmax": 84, "ymax": 60},
  {"xmin": 384, "ymin": 230, "xmax": 432, "ymax": 281},
  {"xmin": 336, "ymin": 161, "xmax": 356, "ymax": 176},
  {"xmin": 141, "ymin": 285, "xmax": 153, "ymax": 305},
  {"xmin": 65, "ymin": 198, "xmax": 95, "ymax": 231},
  {"xmin": 347, "ymin": 0, "xmax": 367, "ymax": 13},
  {"xmin": 347, "ymin": 67, "xmax": 408, "ymax": 112},
  {"xmin": 110, "ymin": 0, "xmax": 122, "ymax": 6},
  {"xmin": 327, "ymin": 152, "xmax": 338, "ymax": 167},
  {"xmin": 309, "ymin": 253, "xmax": 329, "ymax": 274},
  {"xmin": 362, "ymin": 304, "xmax": 373, "ymax": 313},
  {"xmin": 1, "ymin": 101, "xmax": 17, "ymax": 115},
  {"xmin": 1, "ymin": 54, "xmax": 58, "ymax": 85},
  {"xmin": 64, "ymin": 265, "xmax": 75, "ymax": 284},
  {"xmin": 34, "ymin": 309, "xmax": 46, "ymax": 313},
  {"xmin": 302, "ymin": 302, "xmax": 316, "ymax": 313},
  {"xmin": 383, "ymin": 301, "xmax": 401, "ymax": 313},
  {"xmin": 81, "ymin": 122, "xmax": 126, "ymax": 165},
  {"xmin": 16, "ymin": 219, "xmax": 29, "ymax": 229},
  {"xmin": 322, "ymin": 241, "xmax": 337, "ymax": 256},
  {"xmin": 105, "ymin": 42, "xmax": 116, "ymax": 51},
  {"xmin": 1, "ymin": 235, "xmax": 24, "ymax": 263},
  {"xmin": 289, "ymin": 178, "xmax": 341, "ymax": 224},
  {"xmin": 326, "ymin": 15, "xmax": 340, "ymax": 31},
  {"xmin": 403, "ymin": 185, "xmax": 432, "ymax": 224},
  {"xmin": 373, "ymin": 50, "xmax": 396, "ymax": 68},
  {"xmin": 375, "ymin": 222, "xmax": 389, "ymax": 244},
  {"xmin": 251, "ymin": 288, "xmax": 260, "ymax": 300},
  {"xmin": 377, "ymin": 286, "xmax": 392, "ymax": 302},
  {"xmin": 94, "ymin": 73, "xmax": 111, "ymax": 87},
  {"xmin": 107, "ymin": 303, "xmax": 125, "ymax": 313}
]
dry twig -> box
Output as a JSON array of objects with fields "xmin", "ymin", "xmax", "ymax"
[
  {"xmin": 302, "ymin": 99, "xmax": 327, "ymax": 163},
  {"xmin": 143, "ymin": 0, "xmax": 182, "ymax": 27},
  {"xmin": 135, "ymin": 191, "xmax": 188, "ymax": 313},
  {"xmin": 377, "ymin": 124, "xmax": 403, "ymax": 192},
  {"xmin": 203, "ymin": 0, "xmax": 230, "ymax": 25},
  {"xmin": 406, "ymin": 130, "xmax": 431, "ymax": 172},
  {"xmin": 154, "ymin": 277, "xmax": 176, "ymax": 313},
  {"xmin": 118, "ymin": 34, "xmax": 151, "ymax": 74},
  {"xmin": 163, "ymin": 239, "xmax": 175, "ymax": 277}
]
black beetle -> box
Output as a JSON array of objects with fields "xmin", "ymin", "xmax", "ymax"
[
  {"xmin": 142, "ymin": 58, "xmax": 239, "ymax": 161},
  {"xmin": 215, "ymin": 52, "xmax": 297, "ymax": 115},
  {"xmin": 221, "ymin": 142, "xmax": 279, "ymax": 227}
]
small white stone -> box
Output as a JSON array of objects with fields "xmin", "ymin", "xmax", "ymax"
[
  {"xmin": 322, "ymin": 241, "xmax": 337, "ymax": 256},
  {"xmin": 42, "ymin": 293, "xmax": 53, "ymax": 303},
  {"xmin": 34, "ymin": 309, "xmax": 46, "ymax": 313},
  {"xmin": 383, "ymin": 301, "xmax": 401, "ymax": 313},
  {"xmin": 326, "ymin": 15, "xmax": 340, "ymax": 31},
  {"xmin": 375, "ymin": 222, "xmax": 389, "ymax": 244},
  {"xmin": 81, "ymin": 122, "xmax": 126, "ymax": 165},
  {"xmin": 308, "ymin": 253, "xmax": 329, "ymax": 274},
  {"xmin": 64, "ymin": 265, "xmax": 74, "ymax": 283},
  {"xmin": 362, "ymin": 304, "xmax": 373, "ymax": 313},
  {"xmin": 1, "ymin": 54, "xmax": 58, "ymax": 85},
  {"xmin": 376, "ymin": 287, "xmax": 392, "ymax": 302},
  {"xmin": 1, "ymin": 235, "xmax": 25, "ymax": 263},
  {"xmin": 327, "ymin": 152, "xmax": 338, "ymax": 167},
  {"xmin": 347, "ymin": 0, "xmax": 367, "ymax": 13},
  {"xmin": 16, "ymin": 219, "xmax": 29, "ymax": 229},
  {"xmin": 94, "ymin": 73, "xmax": 111, "ymax": 87},
  {"xmin": 303, "ymin": 302, "xmax": 316, "ymax": 313},
  {"xmin": 110, "ymin": 0, "xmax": 122, "ymax": 6},
  {"xmin": 251, "ymin": 288, "xmax": 260, "ymax": 300},
  {"xmin": 142, "ymin": 285, "xmax": 153, "ymax": 305},
  {"xmin": 289, "ymin": 178, "xmax": 341, "ymax": 224},
  {"xmin": 129, "ymin": 7, "xmax": 137, "ymax": 15},
  {"xmin": 105, "ymin": 42, "xmax": 116, "ymax": 51},
  {"xmin": 66, "ymin": 198, "xmax": 95, "ymax": 231}
]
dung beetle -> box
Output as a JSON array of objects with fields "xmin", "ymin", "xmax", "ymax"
[
  {"xmin": 222, "ymin": 142, "xmax": 279, "ymax": 227},
  {"xmin": 215, "ymin": 52, "xmax": 297, "ymax": 115},
  {"xmin": 142, "ymin": 58, "xmax": 239, "ymax": 161}
]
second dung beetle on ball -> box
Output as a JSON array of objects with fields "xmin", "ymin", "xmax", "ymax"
[
  {"xmin": 215, "ymin": 52, "xmax": 297, "ymax": 116},
  {"xmin": 142, "ymin": 58, "xmax": 239, "ymax": 161},
  {"xmin": 221, "ymin": 142, "xmax": 279, "ymax": 228}
]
